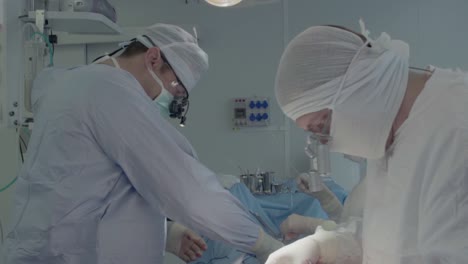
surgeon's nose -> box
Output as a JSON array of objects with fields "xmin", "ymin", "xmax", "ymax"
[{"xmin": 309, "ymin": 121, "xmax": 329, "ymax": 135}]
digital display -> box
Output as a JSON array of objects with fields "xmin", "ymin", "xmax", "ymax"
[{"xmin": 235, "ymin": 108, "xmax": 246, "ymax": 118}]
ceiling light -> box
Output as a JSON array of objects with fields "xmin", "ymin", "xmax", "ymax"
[{"xmin": 205, "ymin": 0, "xmax": 243, "ymax": 7}]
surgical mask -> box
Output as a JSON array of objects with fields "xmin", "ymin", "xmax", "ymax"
[
  {"xmin": 147, "ymin": 66, "xmax": 174, "ymax": 116},
  {"xmin": 327, "ymin": 27, "xmax": 409, "ymax": 159},
  {"xmin": 93, "ymin": 55, "xmax": 121, "ymax": 68},
  {"xmin": 94, "ymin": 54, "xmax": 177, "ymax": 117}
]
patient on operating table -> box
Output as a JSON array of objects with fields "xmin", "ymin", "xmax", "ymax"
[
  {"xmin": 175, "ymin": 175, "xmax": 347, "ymax": 264},
  {"xmin": 279, "ymin": 175, "xmax": 343, "ymax": 241},
  {"xmin": 278, "ymin": 173, "xmax": 365, "ymax": 243}
]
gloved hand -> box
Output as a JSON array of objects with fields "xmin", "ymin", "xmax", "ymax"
[
  {"xmin": 280, "ymin": 214, "xmax": 337, "ymax": 241},
  {"xmin": 166, "ymin": 221, "xmax": 207, "ymax": 263},
  {"xmin": 297, "ymin": 175, "xmax": 343, "ymax": 221},
  {"xmin": 266, "ymin": 226, "xmax": 336, "ymax": 264},
  {"xmin": 251, "ymin": 228, "xmax": 284, "ymax": 263},
  {"xmin": 266, "ymin": 226, "xmax": 361, "ymax": 264},
  {"xmin": 265, "ymin": 235, "xmax": 321, "ymax": 264}
]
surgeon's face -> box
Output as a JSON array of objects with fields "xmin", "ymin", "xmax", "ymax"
[
  {"xmin": 158, "ymin": 64, "xmax": 187, "ymax": 97},
  {"xmin": 296, "ymin": 109, "xmax": 332, "ymax": 135},
  {"xmin": 145, "ymin": 47, "xmax": 187, "ymax": 99},
  {"xmin": 295, "ymin": 26, "xmax": 367, "ymax": 136}
]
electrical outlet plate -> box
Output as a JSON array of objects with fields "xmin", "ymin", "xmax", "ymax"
[{"xmin": 232, "ymin": 96, "xmax": 270, "ymax": 128}]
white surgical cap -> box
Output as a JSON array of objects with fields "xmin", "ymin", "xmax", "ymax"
[
  {"xmin": 275, "ymin": 23, "xmax": 410, "ymax": 159},
  {"xmin": 137, "ymin": 24, "xmax": 209, "ymax": 92},
  {"xmin": 275, "ymin": 26, "xmax": 375, "ymax": 120}
]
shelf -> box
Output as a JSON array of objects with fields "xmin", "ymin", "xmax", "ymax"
[
  {"xmin": 22, "ymin": 11, "xmax": 122, "ymax": 35},
  {"xmin": 53, "ymin": 25, "xmax": 198, "ymax": 46},
  {"xmin": 54, "ymin": 27, "xmax": 144, "ymax": 45}
]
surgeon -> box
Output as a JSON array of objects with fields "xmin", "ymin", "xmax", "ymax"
[
  {"xmin": 3, "ymin": 23, "xmax": 283, "ymax": 264},
  {"xmin": 266, "ymin": 21, "xmax": 468, "ymax": 264},
  {"xmin": 16, "ymin": 59, "xmax": 208, "ymax": 264}
]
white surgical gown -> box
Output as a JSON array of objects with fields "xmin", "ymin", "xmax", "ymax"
[
  {"xmin": 4, "ymin": 64, "xmax": 259, "ymax": 264},
  {"xmin": 317, "ymin": 67, "xmax": 468, "ymax": 264},
  {"xmin": 362, "ymin": 67, "xmax": 468, "ymax": 263}
]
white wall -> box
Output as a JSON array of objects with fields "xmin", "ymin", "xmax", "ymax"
[
  {"xmin": 90, "ymin": 0, "xmax": 359, "ymax": 186},
  {"xmin": 44, "ymin": 0, "xmax": 468, "ymax": 191},
  {"xmin": 2, "ymin": 0, "xmax": 468, "ymax": 262}
]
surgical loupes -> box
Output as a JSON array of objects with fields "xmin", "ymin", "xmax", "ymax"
[{"xmin": 303, "ymin": 133, "xmax": 331, "ymax": 192}]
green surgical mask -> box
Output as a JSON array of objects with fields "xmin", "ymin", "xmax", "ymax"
[{"xmin": 148, "ymin": 66, "xmax": 174, "ymax": 116}]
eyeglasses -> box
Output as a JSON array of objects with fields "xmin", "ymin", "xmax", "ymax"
[
  {"xmin": 92, "ymin": 35, "xmax": 191, "ymax": 126},
  {"xmin": 160, "ymin": 53, "xmax": 190, "ymax": 126},
  {"xmin": 160, "ymin": 54, "xmax": 188, "ymax": 98}
]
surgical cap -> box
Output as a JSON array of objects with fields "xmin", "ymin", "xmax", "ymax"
[
  {"xmin": 137, "ymin": 24, "xmax": 209, "ymax": 92},
  {"xmin": 275, "ymin": 26, "xmax": 371, "ymax": 120},
  {"xmin": 276, "ymin": 24, "xmax": 410, "ymax": 159}
]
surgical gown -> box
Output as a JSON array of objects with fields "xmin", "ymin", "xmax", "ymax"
[
  {"xmin": 330, "ymin": 67, "xmax": 468, "ymax": 264},
  {"xmin": 3, "ymin": 64, "xmax": 260, "ymax": 264},
  {"xmin": 362, "ymin": 67, "xmax": 468, "ymax": 263}
]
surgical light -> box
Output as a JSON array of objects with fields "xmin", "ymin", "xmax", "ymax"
[{"xmin": 204, "ymin": 0, "xmax": 243, "ymax": 7}]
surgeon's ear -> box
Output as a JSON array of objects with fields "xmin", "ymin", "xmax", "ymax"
[{"xmin": 145, "ymin": 47, "xmax": 164, "ymax": 71}]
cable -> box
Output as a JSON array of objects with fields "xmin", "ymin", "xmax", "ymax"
[
  {"xmin": 0, "ymin": 130, "xmax": 19, "ymax": 192},
  {"xmin": 20, "ymin": 127, "xmax": 28, "ymax": 152},
  {"xmin": 50, "ymin": 29, "xmax": 55, "ymax": 65},
  {"xmin": 21, "ymin": 23, "xmax": 54, "ymax": 69},
  {"xmin": 0, "ymin": 130, "xmax": 20, "ymax": 193},
  {"xmin": 180, "ymin": 100, "xmax": 190, "ymax": 127},
  {"xmin": 0, "ymin": 177, "xmax": 17, "ymax": 193},
  {"xmin": 6, "ymin": 123, "xmax": 30, "ymax": 242},
  {"xmin": 31, "ymin": 32, "xmax": 54, "ymax": 66},
  {"xmin": 19, "ymin": 135, "xmax": 28, "ymax": 151},
  {"xmin": 91, "ymin": 43, "xmax": 129, "ymax": 63},
  {"xmin": 22, "ymin": 22, "xmax": 40, "ymax": 33},
  {"xmin": 19, "ymin": 142, "xmax": 25, "ymax": 163}
]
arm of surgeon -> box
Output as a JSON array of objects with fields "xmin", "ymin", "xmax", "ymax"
[
  {"xmin": 166, "ymin": 221, "xmax": 207, "ymax": 263},
  {"xmin": 90, "ymin": 77, "xmax": 282, "ymax": 262}
]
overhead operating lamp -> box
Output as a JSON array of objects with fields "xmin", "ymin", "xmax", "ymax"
[{"xmin": 204, "ymin": 0, "xmax": 243, "ymax": 7}]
